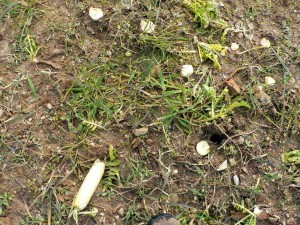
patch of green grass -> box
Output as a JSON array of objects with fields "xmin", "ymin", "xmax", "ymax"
[
  {"xmin": 10, "ymin": 2, "xmax": 43, "ymax": 64},
  {"xmin": 123, "ymin": 205, "xmax": 145, "ymax": 225},
  {"xmin": 47, "ymin": 21, "xmax": 82, "ymax": 51},
  {"xmin": 177, "ymin": 208, "xmax": 218, "ymax": 225},
  {"xmin": 65, "ymin": 46, "xmax": 250, "ymax": 138},
  {"xmin": 0, "ymin": 192, "xmax": 14, "ymax": 216},
  {"xmin": 121, "ymin": 158, "xmax": 155, "ymax": 186},
  {"xmin": 233, "ymin": 203, "xmax": 257, "ymax": 225},
  {"xmin": 27, "ymin": 74, "xmax": 37, "ymax": 99},
  {"xmin": 245, "ymin": 7, "xmax": 257, "ymax": 21},
  {"xmin": 64, "ymin": 59, "xmax": 124, "ymax": 134}
]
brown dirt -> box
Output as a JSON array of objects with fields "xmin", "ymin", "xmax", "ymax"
[{"xmin": 1, "ymin": 0, "xmax": 299, "ymax": 225}]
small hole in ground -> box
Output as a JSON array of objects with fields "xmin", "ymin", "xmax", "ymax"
[{"xmin": 210, "ymin": 133, "xmax": 226, "ymax": 144}]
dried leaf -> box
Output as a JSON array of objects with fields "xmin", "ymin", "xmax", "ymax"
[{"xmin": 225, "ymin": 78, "xmax": 241, "ymax": 95}]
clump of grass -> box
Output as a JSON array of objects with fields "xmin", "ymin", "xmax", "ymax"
[
  {"xmin": 232, "ymin": 203, "xmax": 257, "ymax": 225},
  {"xmin": 0, "ymin": 192, "xmax": 14, "ymax": 216},
  {"xmin": 24, "ymin": 34, "xmax": 41, "ymax": 61},
  {"xmin": 139, "ymin": 32, "xmax": 193, "ymax": 58},
  {"xmin": 65, "ymin": 50, "xmax": 250, "ymax": 137},
  {"xmin": 183, "ymin": 0, "xmax": 227, "ymax": 28},
  {"xmin": 156, "ymin": 76, "xmax": 250, "ymax": 133},
  {"xmin": 9, "ymin": 2, "xmax": 43, "ymax": 64},
  {"xmin": 64, "ymin": 59, "xmax": 124, "ymax": 134}
]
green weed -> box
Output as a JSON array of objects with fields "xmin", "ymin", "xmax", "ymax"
[
  {"xmin": 0, "ymin": 192, "xmax": 14, "ymax": 216},
  {"xmin": 233, "ymin": 203, "xmax": 257, "ymax": 225},
  {"xmin": 24, "ymin": 34, "xmax": 41, "ymax": 61},
  {"xmin": 102, "ymin": 145, "xmax": 121, "ymax": 191},
  {"xmin": 10, "ymin": 3, "xmax": 43, "ymax": 63},
  {"xmin": 27, "ymin": 74, "xmax": 37, "ymax": 99},
  {"xmin": 183, "ymin": 0, "xmax": 227, "ymax": 28},
  {"xmin": 123, "ymin": 205, "xmax": 144, "ymax": 225}
]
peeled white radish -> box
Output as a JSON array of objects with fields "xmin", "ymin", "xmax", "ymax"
[{"xmin": 69, "ymin": 159, "xmax": 105, "ymax": 223}]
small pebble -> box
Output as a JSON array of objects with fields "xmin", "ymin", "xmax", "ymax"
[
  {"xmin": 172, "ymin": 168, "xmax": 178, "ymax": 175},
  {"xmin": 265, "ymin": 76, "xmax": 276, "ymax": 86},
  {"xmin": 253, "ymin": 206, "xmax": 262, "ymax": 216},
  {"xmin": 236, "ymin": 136, "xmax": 245, "ymax": 145},
  {"xmin": 132, "ymin": 127, "xmax": 148, "ymax": 136},
  {"xmin": 146, "ymin": 138, "xmax": 153, "ymax": 145},
  {"xmin": 196, "ymin": 140, "xmax": 210, "ymax": 156},
  {"xmin": 140, "ymin": 20, "xmax": 155, "ymax": 33},
  {"xmin": 118, "ymin": 208, "xmax": 124, "ymax": 216},
  {"xmin": 237, "ymin": 32, "xmax": 244, "ymax": 39},
  {"xmin": 46, "ymin": 103, "xmax": 53, "ymax": 110},
  {"xmin": 229, "ymin": 158, "xmax": 237, "ymax": 166}
]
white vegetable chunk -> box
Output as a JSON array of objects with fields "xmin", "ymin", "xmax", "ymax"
[
  {"xmin": 230, "ymin": 43, "xmax": 239, "ymax": 51},
  {"xmin": 260, "ymin": 37, "xmax": 271, "ymax": 48},
  {"xmin": 89, "ymin": 7, "xmax": 104, "ymax": 21},
  {"xmin": 181, "ymin": 65, "xmax": 194, "ymax": 77},
  {"xmin": 196, "ymin": 141, "xmax": 210, "ymax": 156},
  {"xmin": 69, "ymin": 159, "xmax": 105, "ymax": 224}
]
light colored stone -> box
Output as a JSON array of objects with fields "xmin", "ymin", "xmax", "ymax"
[
  {"xmin": 265, "ymin": 76, "xmax": 276, "ymax": 86},
  {"xmin": 229, "ymin": 158, "xmax": 238, "ymax": 166},
  {"xmin": 181, "ymin": 64, "xmax": 194, "ymax": 77},
  {"xmin": 46, "ymin": 103, "xmax": 53, "ymax": 110},
  {"xmin": 132, "ymin": 127, "xmax": 148, "ymax": 136},
  {"xmin": 216, "ymin": 160, "xmax": 228, "ymax": 171},
  {"xmin": 118, "ymin": 208, "xmax": 124, "ymax": 216}
]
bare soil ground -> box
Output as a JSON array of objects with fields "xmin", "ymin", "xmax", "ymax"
[{"xmin": 0, "ymin": 0, "xmax": 299, "ymax": 225}]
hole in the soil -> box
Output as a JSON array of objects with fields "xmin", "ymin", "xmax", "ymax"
[{"xmin": 210, "ymin": 133, "xmax": 226, "ymax": 144}]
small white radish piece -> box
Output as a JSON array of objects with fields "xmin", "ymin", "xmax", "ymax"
[
  {"xmin": 196, "ymin": 141, "xmax": 210, "ymax": 156},
  {"xmin": 69, "ymin": 159, "xmax": 105, "ymax": 223},
  {"xmin": 181, "ymin": 64, "xmax": 194, "ymax": 77},
  {"xmin": 260, "ymin": 37, "xmax": 271, "ymax": 48},
  {"xmin": 265, "ymin": 76, "xmax": 276, "ymax": 86},
  {"xmin": 89, "ymin": 7, "xmax": 104, "ymax": 21},
  {"xmin": 230, "ymin": 43, "xmax": 239, "ymax": 51}
]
